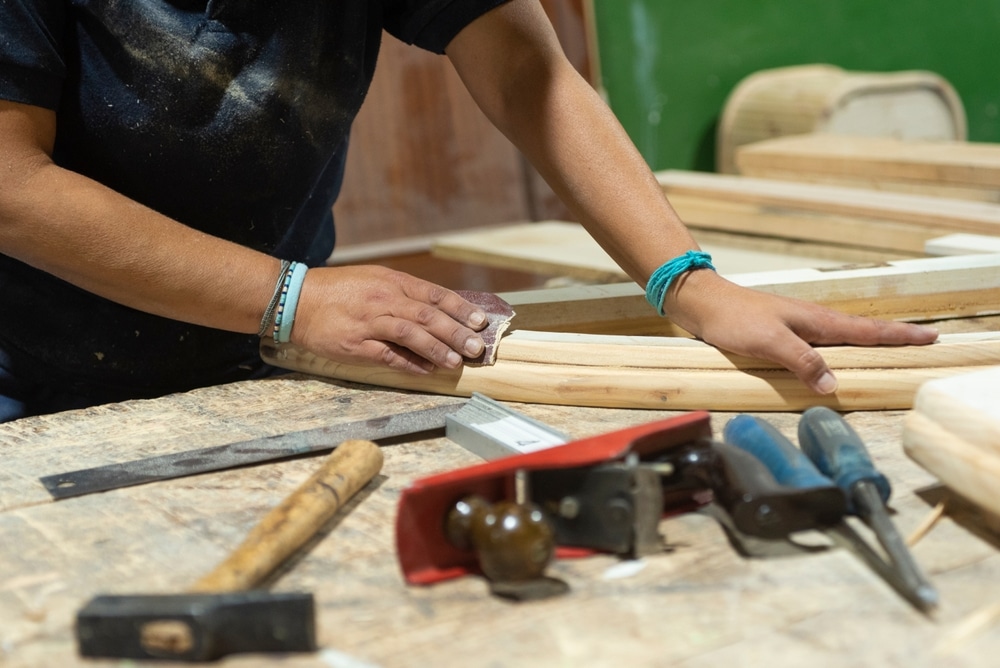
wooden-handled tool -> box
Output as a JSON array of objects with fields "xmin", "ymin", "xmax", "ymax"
[{"xmin": 76, "ymin": 439, "xmax": 384, "ymax": 662}]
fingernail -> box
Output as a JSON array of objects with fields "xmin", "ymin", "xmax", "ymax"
[
  {"xmin": 469, "ymin": 311, "xmax": 487, "ymax": 328},
  {"xmin": 445, "ymin": 351, "xmax": 462, "ymax": 367},
  {"xmin": 816, "ymin": 372, "xmax": 838, "ymax": 394},
  {"xmin": 465, "ymin": 337, "xmax": 484, "ymax": 356}
]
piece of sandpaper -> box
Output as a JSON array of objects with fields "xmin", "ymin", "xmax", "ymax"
[{"xmin": 456, "ymin": 290, "xmax": 515, "ymax": 366}]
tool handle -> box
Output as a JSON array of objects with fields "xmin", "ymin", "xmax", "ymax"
[
  {"xmin": 797, "ymin": 406, "xmax": 892, "ymax": 507},
  {"xmin": 723, "ymin": 415, "xmax": 835, "ymax": 490},
  {"xmin": 191, "ymin": 439, "xmax": 384, "ymax": 593}
]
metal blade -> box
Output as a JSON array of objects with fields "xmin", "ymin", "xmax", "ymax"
[{"xmin": 41, "ymin": 402, "xmax": 464, "ymax": 500}]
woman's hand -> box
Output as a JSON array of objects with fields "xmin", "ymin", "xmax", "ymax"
[
  {"xmin": 290, "ymin": 264, "xmax": 489, "ymax": 374},
  {"xmin": 663, "ymin": 269, "xmax": 941, "ymax": 394}
]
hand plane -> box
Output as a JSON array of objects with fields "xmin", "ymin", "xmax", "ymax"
[{"xmin": 395, "ymin": 411, "xmax": 847, "ymax": 588}]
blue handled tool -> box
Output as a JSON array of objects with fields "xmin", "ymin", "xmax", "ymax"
[
  {"xmin": 724, "ymin": 413, "xmax": 938, "ymax": 613},
  {"xmin": 720, "ymin": 415, "xmax": 847, "ymax": 534},
  {"xmin": 798, "ymin": 406, "xmax": 938, "ymax": 611}
]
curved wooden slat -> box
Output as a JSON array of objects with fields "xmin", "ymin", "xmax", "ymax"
[
  {"xmin": 498, "ymin": 331, "xmax": 1000, "ymax": 370},
  {"xmin": 261, "ymin": 333, "xmax": 1000, "ymax": 412}
]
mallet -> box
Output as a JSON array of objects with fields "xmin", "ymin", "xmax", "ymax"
[{"xmin": 75, "ymin": 438, "xmax": 384, "ymax": 662}]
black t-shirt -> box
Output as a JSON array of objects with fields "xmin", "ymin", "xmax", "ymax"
[{"xmin": 0, "ymin": 0, "xmax": 507, "ymax": 401}]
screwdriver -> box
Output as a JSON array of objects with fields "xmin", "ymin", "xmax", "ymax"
[
  {"xmin": 798, "ymin": 406, "xmax": 939, "ymax": 612},
  {"xmin": 724, "ymin": 413, "xmax": 938, "ymax": 613}
]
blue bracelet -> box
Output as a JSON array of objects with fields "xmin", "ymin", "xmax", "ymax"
[
  {"xmin": 644, "ymin": 250, "xmax": 715, "ymax": 316},
  {"xmin": 273, "ymin": 262, "xmax": 308, "ymax": 344}
]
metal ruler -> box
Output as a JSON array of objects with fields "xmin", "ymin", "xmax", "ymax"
[{"xmin": 41, "ymin": 402, "xmax": 464, "ymax": 500}]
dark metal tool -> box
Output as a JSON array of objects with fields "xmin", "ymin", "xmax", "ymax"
[
  {"xmin": 724, "ymin": 412, "xmax": 938, "ymax": 613},
  {"xmin": 41, "ymin": 402, "xmax": 462, "ymax": 499},
  {"xmin": 76, "ymin": 439, "xmax": 383, "ymax": 662},
  {"xmin": 798, "ymin": 406, "xmax": 939, "ymax": 611}
]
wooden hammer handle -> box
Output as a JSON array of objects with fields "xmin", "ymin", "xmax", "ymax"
[{"xmin": 190, "ymin": 439, "xmax": 384, "ymax": 593}]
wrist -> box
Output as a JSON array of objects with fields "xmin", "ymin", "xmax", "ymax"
[
  {"xmin": 260, "ymin": 261, "xmax": 308, "ymax": 344},
  {"xmin": 645, "ymin": 250, "xmax": 715, "ymax": 317},
  {"xmin": 657, "ymin": 263, "xmax": 725, "ymax": 333}
]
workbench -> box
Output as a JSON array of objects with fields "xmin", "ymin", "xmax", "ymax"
[{"xmin": 2, "ymin": 366, "xmax": 999, "ymax": 667}]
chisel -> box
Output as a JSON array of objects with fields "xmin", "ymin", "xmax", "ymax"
[
  {"xmin": 723, "ymin": 412, "xmax": 938, "ymax": 613},
  {"xmin": 798, "ymin": 406, "xmax": 939, "ymax": 611}
]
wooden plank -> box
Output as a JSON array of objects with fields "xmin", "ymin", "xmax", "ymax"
[
  {"xmin": 656, "ymin": 170, "xmax": 1000, "ymax": 254},
  {"xmin": 736, "ymin": 135, "xmax": 1000, "ymax": 202},
  {"xmin": 904, "ymin": 411, "xmax": 1000, "ymax": 518},
  {"xmin": 430, "ymin": 221, "xmax": 850, "ymax": 282},
  {"xmin": 716, "ymin": 65, "xmax": 966, "ymax": 174},
  {"xmin": 925, "ymin": 234, "xmax": 1000, "ymax": 256},
  {"xmin": 502, "ymin": 253, "xmax": 1000, "ymax": 334},
  {"xmin": 262, "ymin": 333, "xmax": 1000, "ymax": 412}
]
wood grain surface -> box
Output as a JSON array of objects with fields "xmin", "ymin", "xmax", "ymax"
[{"xmin": 2, "ymin": 370, "xmax": 1000, "ymax": 667}]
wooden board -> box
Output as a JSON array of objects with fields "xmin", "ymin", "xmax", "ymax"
[
  {"xmin": 656, "ymin": 170, "xmax": 1000, "ymax": 254},
  {"xmin": 716, "ymin": 65, "xmax": 966, "ymax": 174},
  {"xmin": 503, "ymin": 253, "xmax": 1000, "ymax": 335},
  {"xmin": 904, "ymin": 365, "xmax": 1000, "ymax": 518},
  {"xmin": 736, "ymin": 135, "xmax": 1000, "ymax": 203},
  {"xmin": 430, "ymin": 221, "xmax": 850, "ymax": 282},
  {"xmin": 3, "ymin": 376, "xmax": 1000, "ymax": 666},
  {"xmin": 263, "ymin": 333, "xmax": 1000, "ymax": 412},
  {"xmin": 926, "ymin": 234, "xmax": 1000, "ymax": 256}
]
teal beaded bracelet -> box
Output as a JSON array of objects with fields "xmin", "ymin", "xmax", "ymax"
[
  {"xmin": 644, "ymin": 250, "xmax": 715, "ymax": 316},
  {"xmin": 273, "ymin": 261, "xmax": 308, "ymax": 344}
]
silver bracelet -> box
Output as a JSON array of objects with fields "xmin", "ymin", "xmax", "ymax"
[{"xmin": 257, "ymin": 259, "xmax": 292, "ymax": 338}]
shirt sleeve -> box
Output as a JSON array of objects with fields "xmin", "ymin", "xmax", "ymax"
[
  {"xmin": 382, "ymin": 0, "xmax": 511, "ymax": 54},
  {"xmin": 0, "ymin": 0, "xmax": 68, "ymax": 109}
]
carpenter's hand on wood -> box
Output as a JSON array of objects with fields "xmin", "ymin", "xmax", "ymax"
[
  {"xmin": 290, "ymin": 265, "xmax": 489, "ymax": 374},
  {"xmin": 663, "ymin": 270, "xmax": 940, "ymax": 394}
]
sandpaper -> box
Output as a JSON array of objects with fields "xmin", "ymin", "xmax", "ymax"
[{"xmin": 456, "ymin": 290, "xmax": 515, "ymax": 366}]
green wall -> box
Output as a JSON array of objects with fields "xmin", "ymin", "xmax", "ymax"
[{"xmin": 592, "ymin": 0, "xmax": 1000, "ymax": 171}]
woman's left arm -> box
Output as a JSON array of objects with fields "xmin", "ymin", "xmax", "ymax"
[{"xmin": 445, "ymin": 0, "xmax": 938, "ymax": 395}]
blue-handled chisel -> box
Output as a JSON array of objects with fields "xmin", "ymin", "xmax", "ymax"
[
  {"xmin": 724, "ymin": 413, "xmax": 938, "ymax": 613},
  {"xmin": 798, "ymin": 406, "xmax": 938, "ymax": 611}
]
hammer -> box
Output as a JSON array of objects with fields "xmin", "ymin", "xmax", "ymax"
[{"xmin": 75, "ymin": 439, "xmax": 384, "ymax": 661}]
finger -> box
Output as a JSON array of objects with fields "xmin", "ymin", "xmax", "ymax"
[
  {"xmin": 394, "ymin": 299, "xmax": 487, "ymax": 362},
  {"xmin": 768, "ymin": 333, "xmax": 839, "ymax": 395},
  {"xmin": 405, "ymin": 280, "xmax": 489, "ymax": 332},
  {"xmin": 355, "ymin": 340, "xmax": 435, "ymax": 375},
  {"xmin": 787, "ymin": 303, "xmax": 939, "ymax": 347},
  {"xmin": 371, "ymin": 312, "xmax": 476, "ymax": 369},
  {"xmin": 818, "ymin": 316, "xmax": 940, "ymax": 347}
]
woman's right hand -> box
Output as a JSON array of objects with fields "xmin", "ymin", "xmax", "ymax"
[{"xmin": 289, "ymin": 264, "xmax": 490, "ymax": 374}]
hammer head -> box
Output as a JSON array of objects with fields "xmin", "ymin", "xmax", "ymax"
[{"xmin": 76, "ymin": 591, "xmax": 316, "ymax": 662}]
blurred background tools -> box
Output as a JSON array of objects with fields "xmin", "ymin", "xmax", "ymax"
[
  {"xmin": 75, "ymin": 439, "xmax": 383, "ymax": 662},
  {"xmin": 396, "ymin": 410, "xmax": 848, "ymax": 596},
  {"xmin": 724, "ymin": 411, "xmax": 938, "ymax": 612}
]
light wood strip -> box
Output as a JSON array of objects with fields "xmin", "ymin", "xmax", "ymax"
[
  {"xmin": 497, "ymin": 331, "xmax": 1000, "ymax": 370},
  {"xmin": 658, "ymin": 170, "xmax": 1000, "ymax": 230},
  {"xmin": 503, "ymin": 254, "xmax": 1000, "ymax": 333},
  {"xmin": 736, "ymin": 135, "xmax": 1000, "ymax": 189},
  {"xmin": 903, "ymin": 411, "xmax": 1000, "ymax": 517},
  {"xmin": 261, "ymin": 335, "xmax": 1000, "ymax": 411}
]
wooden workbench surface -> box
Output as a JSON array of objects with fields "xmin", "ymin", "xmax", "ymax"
[{"xmin": 2, "ymin": 373, "xmax": 999, "ymax": 667}]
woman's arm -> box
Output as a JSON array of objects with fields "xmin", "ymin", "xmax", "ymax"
[
  {"xmin": 0, "ymin": 100, "xmax": 487, "ymax": 375},
  {"xmin": 445, "ymin": 0, "xmax": 938, "ymax": 394}
]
